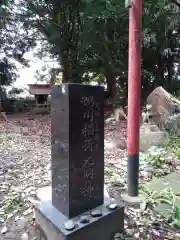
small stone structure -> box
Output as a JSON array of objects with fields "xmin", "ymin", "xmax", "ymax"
[
  {"xmin": 28, "ymin": 84, "xmax": 51, "ymax": 114},
  {"xmin": 35, "ymin": 84, "xmax": 124, "ymax": 240},
  {"xmin": 145, "ymin": 86, "xmax": 180, "ymax": 128},
  {"xmin": 139, "ymin": 123, "xmax": 166, "ymax": 152}
]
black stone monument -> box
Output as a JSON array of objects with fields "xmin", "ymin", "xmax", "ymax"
[{"xmin": 35, "ymin": 84, "xmax": 124, "ymax": 240}]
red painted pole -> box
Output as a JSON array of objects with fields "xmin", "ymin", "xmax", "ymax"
[{"xmin": 127, "ymin": 0, "xmax": 142, "ymax": 197}]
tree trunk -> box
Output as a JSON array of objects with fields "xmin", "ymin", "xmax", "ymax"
[
  {"xmin": 106, "ymin": 71, "xmax": 116, "ymax": 106},
  {"xmin": 166, "ymin": 58, "xmax": 173, "ymax": 91},
  {"xmin": 157, "ymin": 60, "xmax": 164, "ymax": 87},
  {"xmin": 50, "ymin": 68, "xmax": 61, "ymax": 85},
  {"xmin": 62, "ymin": 48, "xmax": 73, "ymax": 83}
]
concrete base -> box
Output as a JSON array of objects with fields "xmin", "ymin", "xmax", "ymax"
[
  {"xmin": 35, "ymin": 186, "xmax": 124, "ymax": 240},
  {"xmin": 36, "ymin": 185, "xmax": 111, "ymax": 203},
  {"xmin": 147, "ymin": 172, "xmax": 180, "ymax": 218},
  {"xmin": 121, "ymin": 192, "xmax": 143, "ymax": 208}
]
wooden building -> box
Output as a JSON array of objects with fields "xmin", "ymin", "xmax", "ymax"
[{"xmin": 28, "ymin": 84, "xmax": 51, "ymax": 113}]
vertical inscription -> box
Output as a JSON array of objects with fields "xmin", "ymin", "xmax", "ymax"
[
  {"xmin": 80, "ymin": 96, "xmax": 100, "ymax": 199},
  {"xmin": 53, "ymin": 140, "xmax": 69, "ymax": 203},
  {"xmin": 52, "ymin": 84, "xmax": 104, "ymax": 218},
  {"xmin": 54, "ymin": 170, "xmax": 68, "ymax": 203}
]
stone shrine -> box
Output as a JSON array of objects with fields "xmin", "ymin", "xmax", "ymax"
[{"xmin": 35, "ymin": 83, "xmax": 124, "ymax": 240}]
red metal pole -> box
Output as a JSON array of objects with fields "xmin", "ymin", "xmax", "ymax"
[{"xmin": 127, "ymin": 0, "xmax": 142, "ymax": 197}]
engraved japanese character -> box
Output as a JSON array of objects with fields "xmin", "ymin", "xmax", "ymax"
[
  {"xmin": 83, "ymin": 109, "xmax": 94, "ymax": 122},
  {"xmin": 80, "ymin": 181, "xmax": 94, "ymax": 198},
  {"xmin": 84, "ymin": 166, "xmax": 94, "ymax": 179},
  {"xmin": 82, "ymin": 139, "xmax": 94, "ymax": 152},
  {"xmin": 55, "ymin": 184, "xmax": 67, "ymax": 202},
  {"xmin": 80, "ymin": 96, "xmax": 89, "ymax": 107},
  {"xmin": 83, "ymin": 156, "xmax": 93, "ymax": 167},
  {"xmin": 81, "ymin": 123, "xmax": 95, "ymax": 137},
  {"xmin": 80, "ymin": 96, "xmax": 95, "ymax": 107}
]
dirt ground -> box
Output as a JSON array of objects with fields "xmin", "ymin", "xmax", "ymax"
[
  {"xmin": 0, "ymin": 113, "xmax": 128, "ymax": 239},
  {"xmin": 0, "ymin": 113, "xmax": 179, "ymax": 239}
]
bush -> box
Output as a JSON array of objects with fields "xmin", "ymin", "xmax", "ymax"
[{"xmin": 165, "ymin": 114, "xmax": 180, "ymax": 137}]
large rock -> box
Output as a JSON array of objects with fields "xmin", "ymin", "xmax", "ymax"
[
  {"xmin": 108, "ymin": 123, "xmax": 166, "ymax": 152},
  {"xmin": 147, "ymin": 87, "xmax": 176, "ymax": 115},
  {"xmin": 139, "ymin": 123, "xmax": 167, "ymax": 152},
  {"xmin": 164, "ymin": 113, "xmax": 180, "ymax": 136},
  {"xmin": 146, "ymin": 87, "xmax": 180, "ymax": 129}
]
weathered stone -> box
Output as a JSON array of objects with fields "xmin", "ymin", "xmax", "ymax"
[
  {"xmin": 108, "ymin": 203, "xmax": 118, "ymax": 210},
  {"xmin": 165, "ymin": 114, "xmax": 180, "ymax": 136},
  {"xmin": 90, "ymin": 209, "xmax": 102, "ymax": 217},
  {"xmin": 16, "ymin": 217, "xmax": 29, "ymax": 229},
  {"xmin": 1, "ymin": 225, "xmax": 7, "ymax": 234},
  {"xmin": 147, "ymin": 172, "xmax": 180, "ymax": 218},
  {"xmin": 79, "ymin": 215, "xmax": 89, "ymax": 224},
  {"xmin": 64, "ymin": 220, "xmax": 75, "ymax": 231},
  {"xmin": 139, "ymin": 123, "xmax": 166, "ymax": 152},
  {"xmin": 146, "ymin": 87, "xmax": 180, "ymax": 129},
  {"xmin": 20, "ymin": 232, "xmax": 29, "ymax": 240}
]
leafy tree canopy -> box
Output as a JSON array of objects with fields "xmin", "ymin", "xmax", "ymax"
[
  {"xmin": 0, "ymin": 0, "xmax": 36, "ymax": 87},
  {"xmin": 13, "ymin": 0, "xmax": 180, "ymax": 101}
]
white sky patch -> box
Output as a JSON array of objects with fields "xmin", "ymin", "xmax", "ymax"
[{"xmin": 14, "ymin": 48, "xmax": 59, "ymax": 88}]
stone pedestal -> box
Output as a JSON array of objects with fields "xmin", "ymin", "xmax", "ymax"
[
  {"xmin": 35, "ymin": 197, "xmax": 124, "ymax": 240},
  {"xmin": 35, "ymin": 84, "xmax": 124, "ymax": 239}
]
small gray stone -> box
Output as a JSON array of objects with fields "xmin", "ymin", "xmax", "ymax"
[
  {"xmin": 108, "ymin": 203, "xmax": 118, "ymax": 210},
  {"xmin": 3, "ymin": 232, "xmax": 15, "ymax": 238},
  {"xmin": 175, "ymin": 233, "xmax": 180, "ymax": 238},
  {"xmin": 16, "ymin": 217, "xmax": 29, "ymax": 229},
  {"xmin": 21, "ymin": 232, "xmax": 29, "ymax": 240},
  {"xmin": 90, "ymin": 209, "xmax": 102, "ymax": 217},
  {"xmin": 141, "ymin": 171, "xmax": 149, "ymax": 178},
  {"xmin": 79, "ymin": 215, "xmax": 89, "ymax": 224},
  {"xmin": 144, "ymin": 166, "xmax": 153, "ymax": 172},
  {"xmin": 125, "ymin": 228, "xmax": 135, "ymax": 236},
  {"xmin": 64, "ymin": 220, "xmax": 75, "ymax": 230}
]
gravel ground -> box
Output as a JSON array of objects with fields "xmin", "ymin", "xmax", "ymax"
[{"xmin": 0, "ymin": 113, "xmax": 179, "ymax": 239}]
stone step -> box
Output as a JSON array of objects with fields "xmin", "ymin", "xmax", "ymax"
[{"xmin": 146, "ymin": 172, "xmax": 180, "ymax": 218}]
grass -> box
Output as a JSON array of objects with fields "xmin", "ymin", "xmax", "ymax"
[
  {"xmin": 0, "ymin": 134, "xmax": 10, "ymax": 148},
  {"xmin": 138, "ymin": 133, "xmax": 180, "ymax": 230},
  {"xmin": 0, "ymin": 192, "xmax": 25, "ymax": 223},
  {"xmin": 175, "ymin": 148, "xmax": 180, "ymax": 159},
  {"xmin": 139, "ymin": 133, "xmax": 180, "ymax": 169},
  {"xmin": 140, "ymin": 185, "xmax": 180, "ymax": 229}
]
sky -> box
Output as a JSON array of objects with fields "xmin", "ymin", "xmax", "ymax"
[
  {"xmin": 13, "ymin": 48, "xmax": 59, "ymax": 89},
  {"xmin": 14, "ymin": 53, "xmax": 47, "ymax": 88}
]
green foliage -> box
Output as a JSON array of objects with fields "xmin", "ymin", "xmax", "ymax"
[
  {"xmin": 0, "ymin": 0, "xmax": 36, "ymax": 87},
  {"xmin": 16, "ymin": 0, "xmax": 180, "ymax": 97},
  {"xmin": 140, "ymin": 185, "xmax": 180, "ymax": 229},
  {"xmin": 175, "ymin": 148, "xmax": 180, "ymax": 158},
  {"xmin": 0, "ymin": 134, "xmax": 9, "ymax": 149},
  {"xmin": 3, "ymin": 193, "xmax": 23, "ymax": 215},
  {"xmin": 8, "ymin": 87, "xmax": 24, "ymax": 97},
  {"xmin": 141, "ymin": 147, "xmax": 167, "ymax": 168},
  {"xmin": 140, "ymin": 186, "xmax": 177, "ymax": 210},
  {"xmin": 170, "ymin": 206, "xmax": 180, "ymax": 228},
  {"xmin": 0, "ymin": 192, "xmax": 25, "ymax": 223},
  {"xmin": 19, "ymin": 0, "xmax": 84, "ymax": 82}
]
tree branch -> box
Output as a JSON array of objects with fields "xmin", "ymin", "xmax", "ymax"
[{"xmin": 169, "ymin": 0, "xmax": 180, "ymax": 8}]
